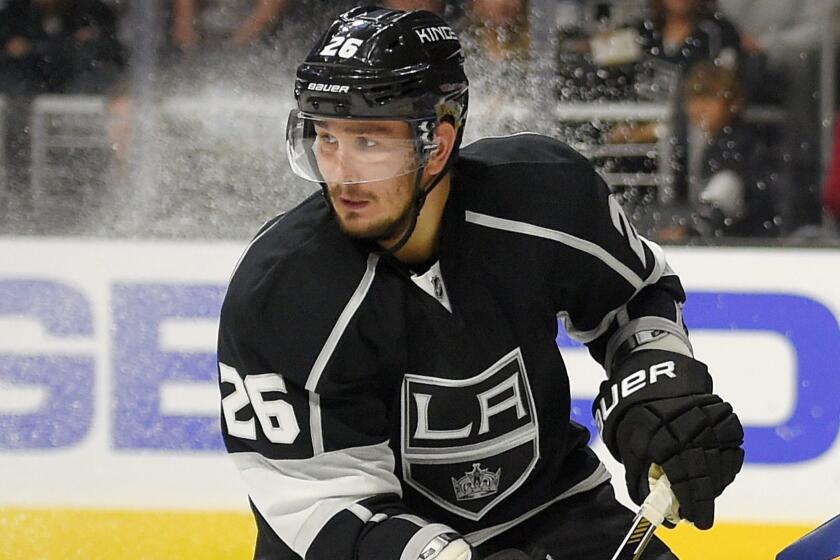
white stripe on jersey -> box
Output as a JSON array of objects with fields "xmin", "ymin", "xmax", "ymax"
[
  {"xmin": 461, "ymin": 131, "xmax": 548, "ymax": 147},
  {"xmin": 464, "ymin": 210, "xmax": 671, "ymax": 344},
  {"xmin": 232, "ymin": 440, "xmax": 400, "ymax": 558},
  {"xmin": 465, "ymin": 211, "xmax": 645, "ymax": 289},
  {"xmin": 306, "ymin": 253, "xmax": 380, "ymax": 392},
  {"xmin": 227, "ymin": 214, "xmax": 284, "ymax": 286},
  {"xmin": 309, "ymin": 392, "xmax": 324, "ymax": 456},
  {"xmin": 306, "ymin": 253, "xmax": 380, "ymax": 454},
  {"xmin": 347, "ymin": 502, "xmax": 374, "ymax": 522}
]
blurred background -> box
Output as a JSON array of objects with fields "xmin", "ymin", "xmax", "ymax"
[
  {"xmin": 0, "ymin": 0, "xmax": 838, "ymax": 241},
  {"xmin": 1, "ymin": 1, "xmax": 839, "ymax": 559}
]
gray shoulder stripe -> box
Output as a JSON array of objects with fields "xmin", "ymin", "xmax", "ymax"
[
  {"xmin": 230, "ymin": 441, "xmax": 400, "ymax": 558},
  {"xmin": 465, "ymin": 211, "xmax": 644, "ymax": 289},
  {"xmin": 305, "ymin": 253, "xmax": 380, "ymax": 392}
]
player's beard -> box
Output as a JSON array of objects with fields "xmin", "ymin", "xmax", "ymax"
[{"xmin": 330, "ymin": 184, "xmax": 417, "ymax": 244}]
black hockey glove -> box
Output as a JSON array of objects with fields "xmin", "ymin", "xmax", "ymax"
[{"xmin": 593, "ymin": 350, "xmax": 745, "ymax": 530}]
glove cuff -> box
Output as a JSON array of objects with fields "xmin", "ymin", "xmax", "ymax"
[
  {"xmin": 593, "ymin": 350, "xmax": 713, "ymax": 458},
  {"xmin": 420, "ymin": 533, "xmax": 471, "ymax": 560}
]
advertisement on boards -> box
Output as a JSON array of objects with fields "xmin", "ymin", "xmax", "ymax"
[{"xmin": 1, "ymin": 239, "xmax": 839, "ymax": 558}]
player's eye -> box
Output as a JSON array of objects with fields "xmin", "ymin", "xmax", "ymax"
[
  {"xmin": 355, "ymin": 137, "xmax": 378, "ymax": 150},
  {"xmin": 314, "ymin": 132, "xmax": 338, "ymax": 154},
  {"xmin": 317, "ymin": 132, "xmax": 337, "ymax": 145}
]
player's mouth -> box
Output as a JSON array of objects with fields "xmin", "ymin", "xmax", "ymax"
[{"xmin": 338, "ymin": 197, "xmax": 371, "ymax": 211}]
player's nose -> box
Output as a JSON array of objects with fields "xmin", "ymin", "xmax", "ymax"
[{"xmin": 331, "ymin": 146, "xmax": 364, "ymax": 184}]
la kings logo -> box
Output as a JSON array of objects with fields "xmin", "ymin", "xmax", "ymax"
[
  {"xmin": 452, "ymin": 463, "xmax": 501, "ymax": 501},
  {"xmin": 400, "ymin": 348, "xmax": 539, "ymax": 521}
]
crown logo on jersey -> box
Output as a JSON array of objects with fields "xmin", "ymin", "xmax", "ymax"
[{"xmin": 451, "ymin": 463, "xmax": 501, "ymax": 501}]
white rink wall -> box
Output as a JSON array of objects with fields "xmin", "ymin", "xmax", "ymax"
[{"xmin": 1, "ymin": 239, "xmax": 839, "ymax": 526}]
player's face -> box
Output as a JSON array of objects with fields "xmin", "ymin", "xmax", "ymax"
[
  {"xmin": 316, "ymin": 119, "xmax": 419, "ymax": 241},
  {"xmin": 687, "ymin": 95, "xmax": 734, "ymax": 136}
]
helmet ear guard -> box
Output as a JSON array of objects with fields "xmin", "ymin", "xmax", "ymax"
[{"xmin": 414, "ymin": 118, "xmax": 439, "ymax": 160}]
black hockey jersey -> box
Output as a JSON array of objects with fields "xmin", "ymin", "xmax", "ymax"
[{"xmin": 217, "ymin": 133, "xmax": 687, "ymax": 559}]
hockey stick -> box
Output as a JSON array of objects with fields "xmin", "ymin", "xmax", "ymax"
[{"xmin": 610, "ymin": 474, "xmax": 677, "ymax": 560}]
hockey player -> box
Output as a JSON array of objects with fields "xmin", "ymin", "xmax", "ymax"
[{"xmin": 217, "ymin": 7, "xmax": 745, "ymax": 560}]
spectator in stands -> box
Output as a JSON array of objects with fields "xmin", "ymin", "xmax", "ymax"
[
  {"xmin": 455, "ymin": 0, "xmax": 530, "ymax": 123},
  {"xmin": 165, "ymin": 0, "xmax": 355, "ymax": 92},
  {"xmin": 0, "ymin": 0, "xmax": 124, "ymax": 95},
  {"xmin": 606, "ymin": 0, "xmax": 745, "ymax": 214},
  {"xmin": 604, "ymin": 0, "xmax": 743, "ymax": 135},
  {"xmin": 718, "ymin": 0, "xmax": 840, "ymax": 70},
  {"xmin": 658, "ymin": 62, "xmax": 775, "ymax": 240},
  {"xmin": 170, "ymin": 0, "xmax": 284, "ymax": 55},
  {"xmin": 638, "ymin": 0, "xmax": 741, "ymax": 78},
  {"xmin": 466, "ymin": 0, "xmax": 529, "ymax": 63},
  {"xmin": 718, "ymin": 0, "xmax": 840, "ymax": 234},
  {"xmin": 165, "ymin": 0, "xmax": 285, "ymax": 92}
]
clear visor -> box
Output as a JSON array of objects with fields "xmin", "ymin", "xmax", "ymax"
[{"xmin": 286, "ymin": 110, "xmax": 434, "ymax": 185}]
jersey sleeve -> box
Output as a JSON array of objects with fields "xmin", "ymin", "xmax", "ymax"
[
  {"xmin": 546, "ymin": 161, "xmax": 693, "ymax": 374},
  {"xmin": 218, "ymin": 250, "xmax": 462, "ymax": 560}
]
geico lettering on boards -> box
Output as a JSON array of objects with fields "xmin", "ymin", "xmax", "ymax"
[{"xmin": 2, "ymin": 277, "xmax": 839, "ymax": 463}]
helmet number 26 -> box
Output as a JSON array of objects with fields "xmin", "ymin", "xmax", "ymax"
[{"xmin": 320, "ymin": 36, "xmax": 363, "ymax": 58}]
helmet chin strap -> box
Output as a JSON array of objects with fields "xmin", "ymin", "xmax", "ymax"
[{"xmin": 378, "ymin": 156, "xmax": 453, "ymax": 256}]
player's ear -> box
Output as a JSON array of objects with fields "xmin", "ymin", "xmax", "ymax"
[{"xmin": 425, "ymin": 120, "xmax": 456, "ymax": 176}]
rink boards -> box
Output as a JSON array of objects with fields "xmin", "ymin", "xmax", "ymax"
[{"xmin": 1, "ymin": 238, "xmax": 839, "ymax": 560}]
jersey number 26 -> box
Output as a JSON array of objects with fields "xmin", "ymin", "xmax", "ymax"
[{"xmin": 220, "ymin": 363, "xmax": 300, "ymax": 445}]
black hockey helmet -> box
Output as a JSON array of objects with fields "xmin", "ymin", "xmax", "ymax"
[
  {"xmin": 286, "ymin": 6, "xmax": 469, "ymax": 185},
  {"xmin": 295, "ymin": 6, "xmax": 468, "ymax": 122}
]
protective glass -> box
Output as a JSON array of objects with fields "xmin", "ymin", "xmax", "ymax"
[{"xmin": 286, "ymin": 110, "xmax": 433, "ymax": 184}]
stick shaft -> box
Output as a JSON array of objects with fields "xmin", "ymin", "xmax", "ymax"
[{"xmin": 611, "ymin": 475, "xmax": 675, "ymax": 560}]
